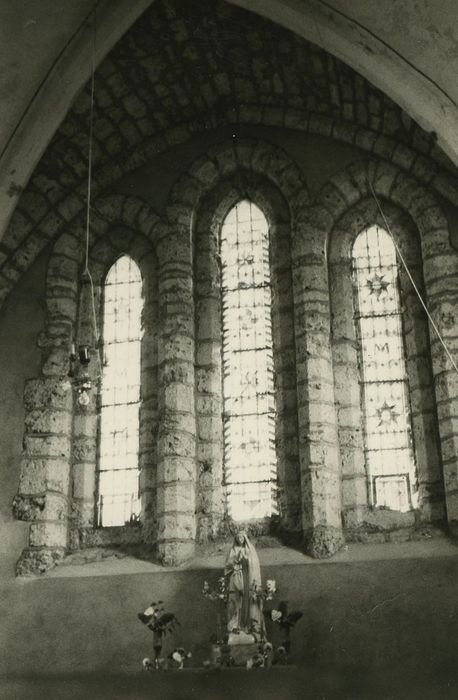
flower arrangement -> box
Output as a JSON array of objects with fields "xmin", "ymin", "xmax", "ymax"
[
  {"xmin": 202, "ymin": 577, "xmax": 227, "ymax": 643},
  {"xmin": 246, "ymin": 641, "xmax": 274, "ymax": 670},
  {"xmin": 168, "ymin": 647, "xmax": 192, "ymax": 670},
  {"xmin": 263, "ymin": 600, "xmax": 303, "ymax": 657},
  {"xmin": 138, "ymin": 600, "xmax": 181, "ymax": 669},
  {"xmin": 201, "ymin": 570, "xmax": 302, "ymax": 667},
  {"xmin": 202, "ymin": 577, "xmax": 226, "ymax": 601},
  {"xmin": 249, "ymin": 578, "xmax": 277, "ymax": 603}
]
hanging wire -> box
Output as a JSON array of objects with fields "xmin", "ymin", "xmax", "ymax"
[
  {"xmin": 83, "ymin": 3, "xmax": 101, "ymax": 358},
  {"xmin": 367, "ymin": 176, "xmax": 458, "ymax": 376}
]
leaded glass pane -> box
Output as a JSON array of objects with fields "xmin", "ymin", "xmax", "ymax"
[
  {"xmin": 221, "ymin": 200, "xmax": 277, "ymax": 521},
  {"xmin": 97, "ymin": 255, "xmax": 143, "ymax": 526},
  {"xmin": 352, "ymin": 225, "xmax": 418, "ymax": 512}
]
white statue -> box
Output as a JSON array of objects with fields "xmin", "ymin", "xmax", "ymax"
[{"xmin": 224, "ymin": 531, "xmax": 266, "ymax": 642}]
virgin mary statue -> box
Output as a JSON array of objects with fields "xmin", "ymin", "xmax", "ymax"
[{"xmin": 224, "ymin": 531, "xmax": 266, "ymax": 640}]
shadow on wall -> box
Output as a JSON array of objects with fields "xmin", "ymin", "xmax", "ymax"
[
  {"xmin": 0, "ymin": 248, "xmax": 49, "ymax": 575},
  {"xmin": 2, "ymin": 553, "xmax": 458, "ymax": 676}
]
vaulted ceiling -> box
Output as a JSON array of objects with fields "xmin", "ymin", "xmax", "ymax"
[{"xmin": 0, "ymin": 0, "xmax": 457, "ymax": 302}]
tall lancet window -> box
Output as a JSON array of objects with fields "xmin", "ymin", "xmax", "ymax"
[
  {"xmin": 97, "ymin": 255, "xmax": 143, "ymax": 526},
  {"xmin": 352, "ymin": 226, "xmax": 418, "ymax": 512},
  {"xmin": 221, "ymin": 200, "xmax": 277, "ymax": 520}
]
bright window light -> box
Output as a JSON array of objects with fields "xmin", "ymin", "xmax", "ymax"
[
  {"xmin": 221, "ymin": 200, "xmax": 277, "ymax": 520},
  {"xmin": 352, "ymin": 225, "xmax": 418, "ymax": 511},
  {"xmin": 97, "ymin": 255, "xmax": 143, "ymax": 526}
]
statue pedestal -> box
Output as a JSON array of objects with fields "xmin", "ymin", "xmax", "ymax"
[
  {"xmin": 227, "ymin": 630, "xmax": 257, "ymax": 645},
  {"xmin": 211, "ymin": 631, "xmax": 271, "ymax": 668},
  {"xmin": 211, "ymin": 642, "xmax": 261, "ymax": 667}
]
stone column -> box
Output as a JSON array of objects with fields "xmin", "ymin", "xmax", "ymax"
[
  {"xmin": 292, "ymin": 212, "xmax": 343, "ymax": 557},
  {"xmin": 13, "ymin": 235, "xmax": 79, "ymax": 573},
  {"xmin": 139, "ymin": 267, "xmax": 160, "ymax": 545},
  {"xmin": 329, "ymin": 259, "xmax": 367, "ymax": 532},
  {"xmin": 155, "ymin": 226, "xmax": 196, "ymax": 565},
  {"xmin": 13, "ymin": 378, "xmax": 72, "ymax": 574},
  {"xmin": 422, "ymin": 227, "xmax": 458, "ymax": 535},
  {"xmin": 270, "ymin": 220, "xmax": 301, "ymax": 533},
  {"xmin": 194, "ymin": 222, "xmax": 224, "ymax": 540},
  {"xmin": 68, "ymin": 271, "xmax": 100, "ymax": 548},
  {"xmin": 399, "ymin": 255, "xmax": 445, "ymax": 525}
]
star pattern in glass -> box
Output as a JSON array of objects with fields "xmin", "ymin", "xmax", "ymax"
[{"xmin": 352, "ymin": 225, "xmax": 418, "ymax": 512}]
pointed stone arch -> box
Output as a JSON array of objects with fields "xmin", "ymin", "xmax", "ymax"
[
  {"xmin": 314, "ymin": 159, "xmax": 458, "ymax": 537},
  {"xmin": 13, "ymin": 194, "xmax": 163, "ymax": 575},
  {"xmin": 163, "ymin": 137, "xmax": 345, "ymax": 558}
]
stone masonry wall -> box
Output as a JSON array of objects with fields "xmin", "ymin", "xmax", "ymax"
[
  {"xmin": 10, "ymin": 135, "xmax": 458, "ymax": 574},
  {"xmin": 329, "ymin": 197, "xmax": 444, "ymax": 540},
  {"xmin": 70, "ymin": 226, "xmax": 159, "ymax": 551},
  {"xmin": 193, "ymin": 171, "xmax": 302, "ymax": 539},
  {"xmin": 13, "ymin": 195, "xmax": 162, "ymax": 574},
  {"xmin": 168, "ymin": 138, "xmax": 344, "ymax": 557},
  {"xmin": 317, "ymin": 160, "xmax": 456, "ymax": 537}
]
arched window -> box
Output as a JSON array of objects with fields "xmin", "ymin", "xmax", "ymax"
[
  {"xmin": 220, "ymin": 200, "xmax": 277, "ymax": 520},
  {"xmin": 97, "ymin": 255, "xmax": 143, "ymax": 526},
  {"xmin": 352, "ymin": 225, "xmax": 418, "ymax": 512}
]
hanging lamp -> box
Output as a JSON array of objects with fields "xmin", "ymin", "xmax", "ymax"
[{"xmin": 69, "ymin": 6, "xmax": 100, "ymax": 407}]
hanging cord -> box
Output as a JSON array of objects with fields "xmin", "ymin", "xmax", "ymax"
[
  {"xmin": 72, "ymin": 2, "xmax": 104, "ymax": 384},
  {"xmin": 83, "ymin": 4, "xmax": 101, "ymax": 360},
  {"xmin": 367, "ymin": 177, "xmax": 458, "ymax": 376}
]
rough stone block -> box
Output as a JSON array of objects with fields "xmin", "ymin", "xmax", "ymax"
[
  {"xmin": 197, "ymin": 416, "xmax": 221, "ymax": 443},
  {"xmin": 71, "ymin": 498, "xmax": 94, "ymax": 528},
  {"xmin": 423, "ymin": 255, "xmax": 458, "ymax": 284},
  {"xmin": 442, "ymin": 458, "xmax": 458, "ymax": 493},
  {"xmin": 158, "ymin": 410, "xmax": 196, "ymax": 440},
  {"xmin": 156, "ymin": 482, "xmax": 195, "ymax": 513},
  {"xmin": 24, "ymin": 378, "xmax": 72, "ymax": 411},
  {"xmin": 139, "ymin": 467, "xmax": 157, "ymax": 491},
  {"xmin": 42, "ymin": 348, "xmax": 74, "ymax": 377},
  {"xmin": 337, "ymin": 404, "xmax": 362, "ymax": 430},
  {"xmin": 196, "ymin": 341, "xmax": 221, "ymax": 366},
  {"xmin": 73, "ymin": 411, "xmax": 98, "ymax": 438},
  {"xmin": 156, "ymin": 455, "xmax": 195, "ymax": 482},
  {"xmin": 24, "ymin": 409, "xmax": 70, "ymax": 435},
  {"xmin": 19, "ymin": 457, "xmax": 70, "ymax": 495},
  {"xmin": 298, "ymin": 399, "xmax": 337, "ymax": 428},
  {"xmin": 16, "ymin": 546, "xmax": 66, "ymax": 576},
  {"xmin": 157, "ymin": 512, "xmax": 196, "ymax": 540},
  {"xmin": 304, "ymin": 525, "xmax": 344, "ymax": 559},
  {"xmin": 157, "ymin": 539, "xmax": 195, "ymax": 566},
  {"xmin": 161, "ymin": 382, "xmax": 194, "ymax": 414},
  {"xmin": 23, "ymin": 434, "xmax": 71, "ymax": 459},
  {"xmin": 29, "ymin": 521, "xmax": 67, "ymax": 548},
  {"xmin": 72, "ymin": 436, "xmax": 96, "ymax": 463},
  {"xmin": 340, "ymin": 444, "xmax": 365, "ymax": 477},
  {"xmin": 160, "ymin": 361, "xmax": 194, "ymax": 387},
  {"xmin": 72, "ymin": 462, "xmax": 96, "ymax": 500},
  {"xmin": 342, "ymin": 475, "xmax": 368, "ymax": 508},
  {"xmin": 445, "ymin": 491, "xmax": 458, "ymax": 526},
  {"xmin": 12, "ymin": 493, "xmax": 45, "ymax": 521},
  {"xmin": 158, "ymin": 332, "xmax": 193, "ymax": 366}
]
